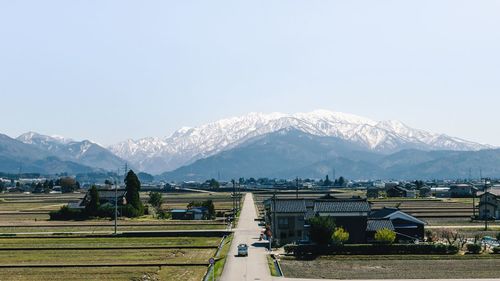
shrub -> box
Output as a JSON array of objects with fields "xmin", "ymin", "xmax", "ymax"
[
  {"xmin": 466, "ymin": 243, "xmax": 482, "ymax": 254},
  {"xmin": 157, "ymin": 209, "xmax": 171, "ymax": 219},
  {"xmin": 148, "ymin": 192, "xmax": 163, "ymax": 210},
  {"xmin": 375, "ymin": 228, "xmax": 396, "ymax": 244},
  {"xmin": 425, "ymin": 230, "xmax": 437, "ymax": 243},
  {"xmin": 49, "ymin": 206, "xmax": 86, "ymax": 220},
  {"xmin": 447, "ymin": 244, "xmax": 459, "ymax": 254},
  {"xmin": 496, "ymin": 232, "xmax": 500, "ymax": 241},
  {"xmin": 331, "ymin": 227, "xmax": 350, "ymax": 245},
  {"xmin": 121, "ymin": 204, "xmax": 142, "ymax": 218},
  {"xmin": 493, "ymin": 247, "xmax": 500, "ymax": 254},
  {"xmin": 289, "ymin": 243, "xmax": 459, "ymax": 256},
  {"xmin": 97, "ymin": 204, "xmax": 115, "ymax": 218},
  {"xmin": 308, "ymin": 216, "xmax": 336, "ymax": 245},
  {"xmin": 284, "ymin": 244, "xmax": 297, "ymax": 254}
]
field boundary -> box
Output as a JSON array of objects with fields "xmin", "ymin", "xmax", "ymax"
[
  {"xmin": 0, "ymin": 246, "xmax": 218, "ymax": 251},
  {"xmin": 0, "ymin": 263, "xmax": 209, "ymax": 268}
]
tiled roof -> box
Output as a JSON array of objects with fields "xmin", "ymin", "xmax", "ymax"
[
  {"xmin": 96, "ymin": 190, "xmax": 127, "ymax": 199},
  {"xmin": 370, "ymin": 207, "xmax": 399, "ymax": 218},
  {"xmin": 314, "ymin": 200, "xmax": 371, "ymax": 213},
  {"xmin": 478, "ymin": 189, "xmax": 500, "ymax": 197},
  {"xmin": 367, "ymin": 219, "xmax": 395, "ymax": 232},
  {"xmin": 270, "ymin": 199, "xmax": 307, "ymax": 213}
]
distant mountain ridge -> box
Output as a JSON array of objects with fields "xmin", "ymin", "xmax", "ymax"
[
  {"xmin": 0, "ymin": 133, "xmax": 95, "ymax": 174},
  {"xmin": 160, "ymin": 129, "xmax": 500, "ymax": 181},
  {"xmin": 17, "ymin": 132, "xmax": 125, "ymax": 171},
  {"xmin": 1, "ymin": 110, "xmax": 496, "ymax": 178},
  {"xmin": 110, "ymin": 110, "xmax": 492, "ymax": 174}
]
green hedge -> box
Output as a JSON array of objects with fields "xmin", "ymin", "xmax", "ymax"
[
  {"xmin": 466, "ymin": 243, "xmax": 482, "ymax": 254},
  {"xmin": 285, "ymin": 243, "xmax": 459, "ymax": 256}
]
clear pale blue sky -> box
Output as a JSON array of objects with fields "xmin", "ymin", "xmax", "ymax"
[{"xmin": 1, "ymin": 1, "xmax": 499, "ymax": 146}]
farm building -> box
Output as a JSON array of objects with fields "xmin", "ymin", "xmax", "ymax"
[
  {"xmin": 70, "ymin": 189, "xmax": 127, "ymax": 209},
  {"xmin": 386, "ymin": 185, "xmax": 416, "ymax": 198},
  {"xmin": 478, "ymin": 189, "xmax": 500, "ymax": 220},
  {"xmin": 170, "ymin": 207, "xmax": 210, "ymax": 220},
  {"xmin": 449, "ymin": 184, "xmax": 477, "ymax": 198},
  {"xmin": 370, "ymin": 207, "xmax": 426, "ymax": 241}
]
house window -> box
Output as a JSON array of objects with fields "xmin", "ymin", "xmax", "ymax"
[{"xmin": 278, "ymin": 218, "xmax": 289, "ymax": 229}]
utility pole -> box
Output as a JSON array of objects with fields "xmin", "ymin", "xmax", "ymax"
[
  {"xmin": 231, "ymin": 179, "xmax": 236, "ymax": 216},
  {"xmin": 296, "ymin": 177, "xmax": 299, "ymax": 199},
  {"xmin": 272, "ymin": 189, "xmax": 276, "ymax": 251},
  {"xmin": 483, "ymin": 178, "xmax": 489, "ymax": 231},
  {"xmin": 114, "ymin": 179, "xmax": 118, "ymax": 235}
]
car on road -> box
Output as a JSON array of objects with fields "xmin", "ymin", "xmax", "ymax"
[{"xmin": 237, "ymin": 244, "xmax": 248, "ymax": 256}]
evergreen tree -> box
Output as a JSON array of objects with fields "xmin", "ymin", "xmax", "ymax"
[
  {"xmin": 85, "ymin": 185, "xmax": 100, "ymax": 216},
  {"xmin": 208, "ymin": 178, "xmax": 220, "ymax": 189},
  {"xmin": 323, "ymin": 175, "xmax": 332, "ymax": 186},
  {"xmin": 124, "ymin": 170, "xmax": 144, "ymax": 216},
  {"xmin": 338, "ymin": 176, "xmax": 345, "ymax": 187},
  {"xmin": 309, "ymin": 216, "xmax": 336, "ymax": 245}
]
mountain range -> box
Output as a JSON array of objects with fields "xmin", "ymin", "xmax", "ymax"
[
  {"xmin": 0, "ymin": 110, "xmax": 498, "ymax": 180},
  {"xmin": 110, "ymin": 110, "xmax": 491, "ymax": 174},
  {"xmin": 0, "ymin": 132, "xmax": 126, "ymax": 175}
]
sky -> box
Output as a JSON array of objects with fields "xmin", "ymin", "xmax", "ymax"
[{"xmin": 1, "ymin": 1, "xmax": 499, "ymax": 146}]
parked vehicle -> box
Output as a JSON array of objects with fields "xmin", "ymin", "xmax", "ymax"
[{"xmin": 238, "ymin": 244, "xmax": 248, "ymax": 256}]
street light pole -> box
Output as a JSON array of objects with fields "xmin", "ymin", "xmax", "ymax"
[{"xmin": 114, "ymin": 179, "xmax": 118, "ymax": 235}]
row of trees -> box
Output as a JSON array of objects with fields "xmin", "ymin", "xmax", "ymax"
[{"xmin": 320, "ymin": 175, "xmax": 346, "ymax": 187}]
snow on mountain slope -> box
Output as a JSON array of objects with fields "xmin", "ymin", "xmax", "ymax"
[
  {"xmin": 17, "ymin": 132, "xmax": 126, "ymax": 171},
  {"xmin": 109, "ymin": 110, "xmax": 492, "ymax": 174}
]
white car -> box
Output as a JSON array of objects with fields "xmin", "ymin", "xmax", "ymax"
[{"xmin": 237, "ymin": 244, "xmax": 248, "ymax": 257}]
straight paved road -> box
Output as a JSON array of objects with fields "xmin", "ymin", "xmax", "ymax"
[{"xmin": 221, "ymin": 193, "xmax": 272, "ymax": 281}]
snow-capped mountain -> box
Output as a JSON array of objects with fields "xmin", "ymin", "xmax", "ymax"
[
  {"xmin": 17, "ymin": 132, "xmax": 126, "ymax": 171},
  {"xmin": 110, "ymin": 110, "xmax": 491, "ymax": 174}
]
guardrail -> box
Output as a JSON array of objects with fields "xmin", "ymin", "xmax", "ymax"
[{"xmin": 203, "ymin": 235, "xmax": 228, "ymax": 281}]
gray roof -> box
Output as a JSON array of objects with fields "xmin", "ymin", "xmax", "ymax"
[
  {"xmin": 314, "ymin": 200, "xmax": 371, "ymax": 213},
  {"xmin": 97, "ymin": 190, "xmax": 127, "ymax": 200},
  {"xmin": 367, "ymin": 219, "xmax": 395, "ymax": 232},
  {"xmin": 370, "ymin": 207, "xmax": 399, "ymax": 218},
  {"xmin": 478, "ymin": 189, "xmax": 500, "ymax": 197},
  {"xmin": 270, "ymin": 199, "xmax": 307, "ymax": 213}
]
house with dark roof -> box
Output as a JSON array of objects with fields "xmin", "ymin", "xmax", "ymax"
[
  {"xmin": 370, "ymin": 207, "xmax": 426, "ymax": 241},
  {"xmin": 314, "ymin": 199, "xmax": 371, "ymax": 243},
  {"xmin": 266, "ymin": 199, "xmax": 307, "ymax": 245},
  {"xmin": 478, "ymin": 189, "xmax": 500, "ymax": 220},
  {"xmin": 449, "ymin": 184, "xmax": 477, "ymax": 198},
  {"xmin": 265, "ymin": 197, "xmax": 426, "ymax": 245},
  {"xmin": 386, "ymin": 185, "xmax": 416, "ymax": 198},
  {"xmin": 70, "ymin": 189, "xmax": 127, "ymax": 210}
]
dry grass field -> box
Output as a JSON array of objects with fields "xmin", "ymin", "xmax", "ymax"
[
  {"xmin": 0, "ymin": 191, "xmax": 241, "ymax": 234},
  {"xmin": 280, "ymin": 255, "xmax": 500, "ymax": 279},
  {"xmin": 0, "ymin": 236, "xmax": 220, "ymax": 281}
]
